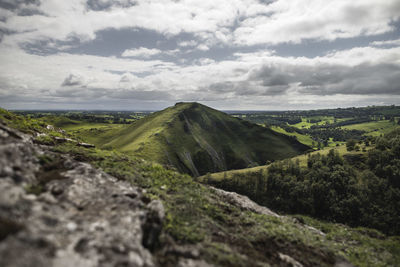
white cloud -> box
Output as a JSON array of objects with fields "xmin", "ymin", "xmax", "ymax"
[
  {"xmin": 121, "ymin": 47, "xmax": 180, "ymax": 58},
  {"xmin": 196, "ymin": 44, "xmax": 210, "ymax": 51},
  {"xmin": 3, "ymin": 0, "xmax": 398, "ymax": 48},
  {"xmin": 1, "ymin": 42, "xmax": 399, "ymax": 110},
  {"xmin": 121, "ymin": 47, "xmax": 162, "ymax": 58},
  {"xmin": 371, "ymin": 39, "xmax": 400, "ymax": 47},
  {"xmin": 233, "ymin": 0, "xmax": 400, "ymax": 45},
  {"xmin": 178, "ymin": 40, "xmax": 197, "ymax": 47}
]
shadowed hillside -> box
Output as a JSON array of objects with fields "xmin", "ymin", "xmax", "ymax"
[{"xmin": 101, "ymin": 102, "xmax": 310, "ymax": 176}]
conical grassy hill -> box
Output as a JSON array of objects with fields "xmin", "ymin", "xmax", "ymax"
[{"xmin": 100, "ymin": 102, "xmax": 309, "ymax": 176}]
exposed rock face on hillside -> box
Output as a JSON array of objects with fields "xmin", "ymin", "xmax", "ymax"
[{"xmin": 0, "ymin": 123, "xmax": 197, "ymax": 267}]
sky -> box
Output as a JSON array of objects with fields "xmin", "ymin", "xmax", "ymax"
[{"xmin": 0, "ymin": 0, "xmax": 399, "ymax": 111}]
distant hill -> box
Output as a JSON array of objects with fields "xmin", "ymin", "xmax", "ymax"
[{"xmin": 101, "ymin": 102, "xmax": 309, "ymax": 176}]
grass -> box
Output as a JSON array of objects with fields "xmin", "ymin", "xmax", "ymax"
[
  {"xmin": 342, "ymin": 120, "xmax": 399, "ymax": 136},
  {"xmin": 65, "ymin": 124, "xmax": 126, "ymax": 147},
  {"xmin": 271, "ymin": 125, "xmax": 315, "ymax": 147},
  {"xmin": 293, "ymin": 116, "xmax": 336, "ymax": 129},
  {"xmin": 202, "ymin": 143, "xmax": 372, "ymax": 181},
  {"xmin": 40, "ymin": 115, "xmax": 80, "ymax": 128},
  {"xmin": 81, "ymin": 102, "xmax": 310, "ymax": 176},
  {"xmin": 2, "ymin": 108, "xmax": 400, "ymax": 266},
  {"xmin": 294, "ymin": 215, "xmax": 400, "ymax": 267},
  {"xmin": 62, "ymin": 122, "xmax": 121, "ymax": 130},
  {"xmin": 52, "ymin": 142, "xmax": 400, "ymax": 267}
]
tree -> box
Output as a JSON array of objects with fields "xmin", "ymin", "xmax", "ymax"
[{"xmin": 346, "ymin": 139, "xmax": 357, "ymax": 151}]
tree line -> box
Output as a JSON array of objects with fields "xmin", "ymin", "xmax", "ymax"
[{"xmin": 206, "ymin": 129, "xmax": 400, "ymax": 235}]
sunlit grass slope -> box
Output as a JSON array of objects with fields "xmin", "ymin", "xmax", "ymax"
[
  {"xmin": 271, "ymin": 125, "xmax": 315, "ymax": 147},
  {"xmin": 100, "ymin": 102, "xmax": 310, "ymax": 176},
  {"xmin": 204, "ymin": 143, "xmax": 374, "ymax": 181},
  {"xmin": 342, "ymin": 120, "xmax": 398, "ymax": 136}
]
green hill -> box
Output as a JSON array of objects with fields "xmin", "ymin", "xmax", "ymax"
[{"xmin": 100, "ymin": 102, "xmax": 310, "ymax": 176}]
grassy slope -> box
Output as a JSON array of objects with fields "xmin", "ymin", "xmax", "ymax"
[
  {"xmin": 203, "ymin": 143, "xmax": 373, "ymax": 181},
  {"xmin": 99, "ymin": 102, "xmax": 310, "ymax": 176},
  {"xmin": 55, "ymin": 142, "xmax": 400, "ymax": 267},
  {"xmin": 1, "ymin": 108, "xmax": 399, "ymax": 267},
  {"xmin": 342, "ymin": 120, "xmax": 398, "ymax": 136},
  {"xmin": 271, "ymin": 125, "xmax": 315, "ymax": 147},
  {"xmin": 39, "ymin": 115, "xmax": 127, "ymax": 146},
  {"xmin": 40, "ymin": 115, "xmax": 80, "ymax": 128}
]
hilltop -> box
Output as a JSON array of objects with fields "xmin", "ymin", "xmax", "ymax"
[{"xmin": 97, "ymin": 102, "xmax": 309, "ymax": 176}]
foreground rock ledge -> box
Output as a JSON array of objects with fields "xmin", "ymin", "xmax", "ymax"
[{"xmin": 0, "ymin": 123, "xmax": 165, "ymax": 267}]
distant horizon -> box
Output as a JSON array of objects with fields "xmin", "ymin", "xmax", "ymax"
[{"xmin": 6, "ymin": 103, "xmax": 399, "ymax": 113}]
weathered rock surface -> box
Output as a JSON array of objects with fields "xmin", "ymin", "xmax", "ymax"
[
  {"xmin": 211, "ymin": 187, "xmax": 280, "ymax": 217},
  {"xmin": 211, "ymin": 186, "xmax": 327, "ymax": 237},
  {"xmin": 0, "ymin": 123, "xmax": 164, "ymax": 267}
]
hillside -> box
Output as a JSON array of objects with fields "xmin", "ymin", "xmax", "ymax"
[
  {"xmin": 202, "ymin": 143, "xmax": 371, "ymax": 181},
  {"xmin": 1, "ymin": 108, "xmax": 400, "ymax": 267},
  {"xmin": 98, "ymin": 102, "xmax": 309, "ymax": 176},
  {"xmin": 205, "ymin": 129, "xmax": 400, "ymax": 236}
]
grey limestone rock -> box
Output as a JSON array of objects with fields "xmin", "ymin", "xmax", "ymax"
[{"xmin": 0, "ymin": 123, "xmax": 164, "ymax": 267}]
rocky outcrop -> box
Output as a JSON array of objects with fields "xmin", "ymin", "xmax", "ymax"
[
  {"xmin": 0, "ymin": 123, "xmax": 164, "ymax": 267},
  {"xmin": 211, "ymin": 187, "xmax": 280, "ymax": 218},
  {"xmin": 211, "ymin": 186, "xmax": 327, "ymax": 237}
]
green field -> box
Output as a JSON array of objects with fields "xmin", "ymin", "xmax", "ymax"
[
  {"xmin": 271, "ymin": 126, "xmax": 315, "ymax": 147},
  {"xmin": 292, "ymin": 116, "xmax": 336, "ymax": 129},
  {"xmin": 342, "ymin": 120, "xmax": 398, "ymax": 136},
  {"xmin": 67, "ymin": 124, "xmax": 126, "ymax": 145}
]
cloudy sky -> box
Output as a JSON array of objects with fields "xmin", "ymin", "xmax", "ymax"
[{"xmin": 0, "ymin": 0, "xmax": 399, "ymax": 110}]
